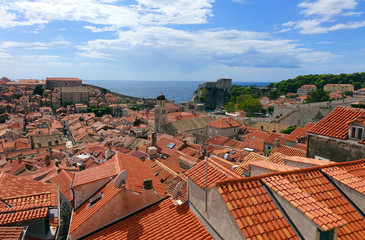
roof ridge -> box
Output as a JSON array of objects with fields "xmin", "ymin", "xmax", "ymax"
[
  {"xmin": 207, "ymin": 158, "xmax": 242, "ymax": 178},
  {"xmin": 262, "ymin": 175, "xmax": 346, "ymax": 231},
  {"xmin": 216, "ymin": 159, "xmax": 365, "ymax": 186}
]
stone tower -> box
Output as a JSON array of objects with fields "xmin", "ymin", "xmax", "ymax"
[{"xmin": 154, "ymin": 92, "xmax": 168, "ymax": 133}]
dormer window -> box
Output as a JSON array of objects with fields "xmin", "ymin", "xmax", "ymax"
[{"xmin": 349, "ymin": 126, "xmax": 364, "ymax": 140}]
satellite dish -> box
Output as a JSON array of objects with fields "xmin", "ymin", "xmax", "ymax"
[
  {"xmin": 114, "ymin": 170, "xmax": 128, "ymax": 189},
  {"xmin": 172, "ymin": 181, "xmax": 183, "ymax": 199}
]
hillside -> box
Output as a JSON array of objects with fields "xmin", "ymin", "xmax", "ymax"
[
  {"xmin": 192, "ymin": 87, "xmax": 231, "ymax": 110},
  {"xmin": 270, "ymin": 72, "xmax": 365, "ymax": 94}
]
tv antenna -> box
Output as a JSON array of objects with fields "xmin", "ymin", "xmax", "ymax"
[{"xmin": 113, "ymin": 170, "xmax": 128, "ymax": 189}]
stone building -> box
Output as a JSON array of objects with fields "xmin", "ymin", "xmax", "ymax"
[
  {"xmin": 198, "ymin": 78, "xmax": 232, "ymax": 93},
  {"xmin": 307, "ymin": 106, "xmax": 365, "ymax": 162},
  {"xmin": 297, "ymin": 84, "xmax": 317, "ymax": 96},
  {"xmin": 154, "ymin": 93, "xmax": 168, "ymax": 133},
  {"xmin": 206, "ymin": 117, "xmax": 242, "ymax": 140},
  {"xmin": 61, "ymin": 87, "xmax": 89, "ymax": 106},
  {"xmin": 353, "ymin": 87, "xmax": 365, "ymax": 98},
  {"xmin": 323, "ymin": 84, "xmax": 354, "ymax": 92},
  {"xmin": 45, "ymin": 77, "xmax": 82, "ymax": 90}
]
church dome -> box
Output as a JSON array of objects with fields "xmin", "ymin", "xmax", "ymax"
[{"xmin": 157, "ymin": 92, "xmax": 166, "ymax": 100}]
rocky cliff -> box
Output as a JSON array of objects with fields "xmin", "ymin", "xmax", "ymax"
[{"xmin": 192, "ymin": 87, "xmax": 231, "ymax": 110}]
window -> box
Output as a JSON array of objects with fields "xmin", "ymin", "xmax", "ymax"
[
  {"xmin": 167, "ymin": 142, "xmax": 176, "ymax": 149},
  {"xmin": 89, "ymin": 193, "xmax": 103, "ymax": 208},
  {"xmin": 350, "ymin": 126, "xmax": 364, "ymax": 140},
  {"xmin": 358, "ymin": 128, "xmax": 363, "ymax": 140}
]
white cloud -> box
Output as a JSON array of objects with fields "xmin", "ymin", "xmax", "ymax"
[
  {"xmin": 280, "ymin": 0, "xmax": 365, "ymax": 34},
  {"xmin": 77, "ymin": 26, "xmax": 338, "ymax": 68},
  {"xmin": 0, "ymin": 38, "xmax": 71, "ymax": 50},
  {"xmin": 20, "ymin": 55, "xmax": 60, "ymax": 62},
  {"xmin": 0, "ymin": 52, "xmax": 12, "ymax": 59},
  {"xmin": 299, "ymin": 0, "xmax": 357, "ymax": 19},
  {"xmin": 0, "ymin": 0, "xmax": 213, "ymax": 30}
]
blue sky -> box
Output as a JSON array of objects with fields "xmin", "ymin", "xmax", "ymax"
[{"xmin": 0, "ymin": 0, "xmax": 365, "ymax": 82}]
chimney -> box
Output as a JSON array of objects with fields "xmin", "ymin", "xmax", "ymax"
[
  {"xmin": 78, "ymin": 162, "xmax": 85, "ymax": 171},
  {"xmin": 17, "ymin": 153, "xmax": 22, "ymax": 164},
  {"xmin": 152, "ymin": 131, "xmax": 157, "ymax": 147},
  {"xmin": 48, "ymin": 148, "xmax": 53, "ymax": 158},
  {"xmin": 45, "ymin": 155, "xmax": 50, "ymax": 166},
  {"xmin": 274, "ymin": 138, "xmax": 280, "ymax": 148},
  {"xmin": 143, "ymin": 179, "xmax": 153, "ymax": 190}
]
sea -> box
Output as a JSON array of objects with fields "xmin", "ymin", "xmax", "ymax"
[{"xmin": 84, "ymin": 80, "xmax": 272, "ymax": 103}]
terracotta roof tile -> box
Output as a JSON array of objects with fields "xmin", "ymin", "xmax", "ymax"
[
  {"xmin": 270, "ymin": 145, "xmax": 306, "ymax": 157},
  {"xmin": 50, "ymin": 170, "xmax": 74, "ymax": 202},
  {"xmin": 262, "ymin": 175, "xmax": 346, "ymax": 231},
  {"xmin": 0, "ymin": 192, "xmax": 53, "ymax": 225},
  {"xmin": 308, "ymin": 106, "xmax": 365, "ymax": 140},
  {"xmin": 84, "ymin": 198, "xmax": 214, "ymax": 240},
  {"xmin": 0, "ymin": 173, "xmax": 58, "ymax": 207},
  {"xmin": 249, "ymin": 161, "xmax": 298, "ymax": 172},
  {"xmin": 107, "ymin": 153, "xmax": 167, "ymax": 196},
  {"xmin": 0, "ymin": 226, "xmax": 24, "ymax": 240},
  {"xmin": 185, "ymin": 158, "xmax": 242, "ymax": 188},
  {"xmin": 216, "ymin": 179, "xmax": 299, "ymax": 239},
  {"xmin": 207, "ymin": 135, "xmax": 230, "ymax": 146},
  {"xmin": 322, "ymin": 163, "xmax": 365, "ymax": 194},
  {"xmin": 207, "ymin": 117, "xmax": 241, "ymax": 129},
  {"xmin": 156, "ymin": 137, "xmax": 183, "ymax": 156},
  {"xmin": 69, "ymin": 181, "xmax": 121, "ymax": 233},
  {"xmin": 235, "ymin": 152, "xmax": 268, "ymax": 174},
  {"xmin": 280, "ymin": 169, "xmax": 365, "ymax": 239},
  {"xmin": 72, "ymin": 161, "xmax": 119, "ymax": 187}
]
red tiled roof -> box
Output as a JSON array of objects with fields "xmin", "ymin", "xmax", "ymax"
[
  {"xmin": 108, "ymin": 153, "xmax": 167, "ymax": 196},
  {"xmin": 69, "ymin": 181, "xmax": 121, "ymax": 233},
  {"xmin": 249, "ymin": 161, "xmax": 297, "ymax": 172},
  {"xmin": 264, "ymin": 132, "xmax": 287, "ymax": 145},
  {"xmin": 270, "ymin": 145, "xmax": 306, "ymax": 157},
  {"xmin": 241, "ymin": 130, "xmax": 270, "ymax": 141},
  {"xmin": 156, "ymin": 136, "xmax": 183, "ymax": 156},
  {"xmin": 84, "ymin": 198, "xmax": 214, "ymax": 240},
  {"xmin": 50, "ymin": 170, "xmax": 74, "ymax": 202},
  {"xmin": 185, "ymin": 158, "xmax": 242, "ymax": 188},
  {"xmin": 207, "ymin": 135, "xmax": 230, "ymax": 146},
  {"xmin": 262, "ymin": 175, "xmax": 346, "ymax": 231},
  {"xmin": 0, "ymin": 192, "xmax": 52, "ymax": 225},
  {"xmin": 72, "ymin": 161, "xmax": 119, "ymax": 187},
  {"xmin": 0, "ymin": 226, "xmax": 24, "ymax": 240},
  {"xmin": 0, "ymin": 173, "xmax": 58, "ymax": 207},
  {"xmin": 216, "ymin": 179, "xmax": 299, "ymax": 240},
  {"xmin": 280, "ymin": 168, "xmax": 365, "ymax": 239},
  {"xmin": 308, "ymin": 106, "xmax": 365, "ymax": 140},
  {"xmin": 207, "ymin": 117, "xmax": 241, "ymax": 129},
  {"xmin": 235, "ymin": 152, "xmax": 268, "ymax": 175},
  {"xmin": 322, "ymin": 162, "xmax": 365, "ymax": 194}
]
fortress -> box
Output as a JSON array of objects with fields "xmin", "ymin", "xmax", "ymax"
[{"xmin": 198, "ymin": 78, "xmax": 232, "ymax": 92}]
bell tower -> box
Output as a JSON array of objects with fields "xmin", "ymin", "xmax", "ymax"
[{"xmin": 154, "ymin": 92, "xmax": 168, "ymax": 133}]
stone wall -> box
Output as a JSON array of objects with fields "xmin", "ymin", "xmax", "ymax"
[{"xmin": 307, "ymin": 134, "xmax": 365, "ymax": 162}]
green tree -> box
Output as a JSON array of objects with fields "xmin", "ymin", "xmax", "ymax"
[
  {"xmin": 306, "ymin": 89, "xmax": 330, "ymax": 103},
  {"xmin": 268, "ymin": 90, "xmax": 280, "ymax": 100},
  {"xmin": 33, "ymin": 85, "xmax": 44, "ymax": 96},
  {"xmin": 280, "ymin": 125, "xmax": 297, "ymax": 134},
  {"xmin": 224, "ymin": 102, "xmax": 236, "ymax": 113},
  {"xmin": 236, "ymin": 94, "xmax": 253, "ymax": 104},
  {"xmin": 239, "ymin": 98, "xmax": 263, "ymax": 114}
]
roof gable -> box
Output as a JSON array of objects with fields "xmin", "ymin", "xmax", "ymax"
[{"xmin": 308, "ymin": 106, "xmax": 365, "ymax": 140}]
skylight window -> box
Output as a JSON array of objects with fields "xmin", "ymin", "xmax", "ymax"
[
  {"xmin": 89, "ymin": 193, "xmax": 103, "ymax": 208},
  {"xmin": 167, "ymin": 143, "xmax": 176, "ymax": 149}
]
